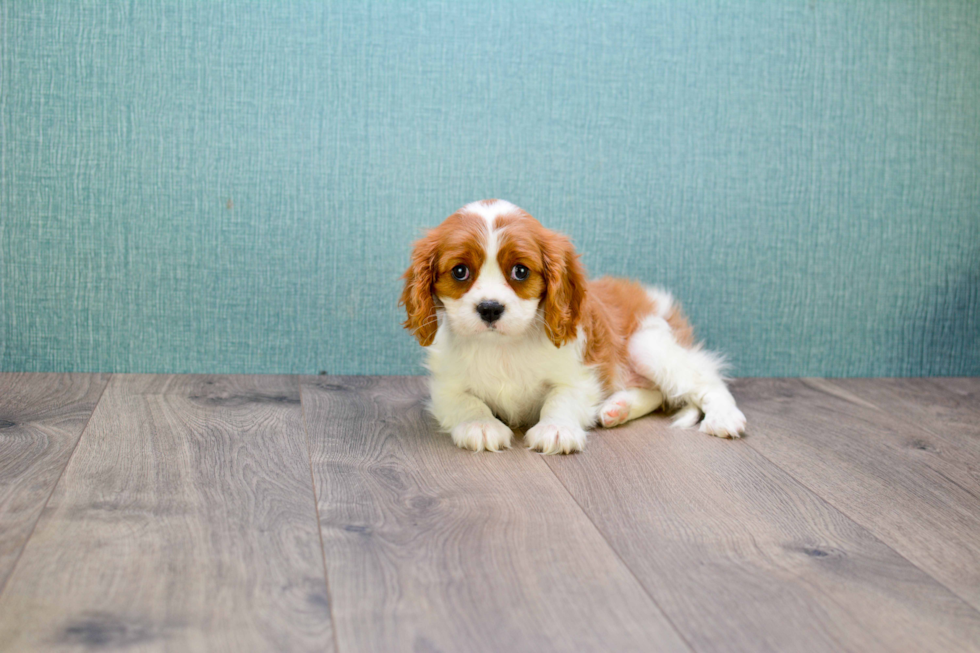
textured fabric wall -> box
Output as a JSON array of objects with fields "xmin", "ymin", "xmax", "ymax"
[{"xmin": 1, "ymin": 1, "xmax": 978, "ymax": 376}]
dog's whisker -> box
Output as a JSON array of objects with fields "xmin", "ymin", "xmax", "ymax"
[
  {"xmin": 408, "ymin": 314, "xmax": 441, "ymax": 335},
  {"xmin": 531, "ymin": 315, "xmax": 558, "ymax": 340}
]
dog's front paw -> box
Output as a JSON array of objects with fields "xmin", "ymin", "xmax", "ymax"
[
  {"xmin": 700, "ymin": 405, "xmax": 746, "ymax": 439},
  {"xmin": 451, "ymin": 419, "xmax": 514, "ymax": 452},
  {"xmin": 525, "ymin": 420, "xmax": 587, "ymax": 455}
]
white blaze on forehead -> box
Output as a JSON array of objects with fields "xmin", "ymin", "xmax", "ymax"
[
  {"xmin": 460, "ymin": 200, "xmax": 522, "ymax": 289},
  {"xmin": 462, "ymin": 199, "xmax": 522, "ymax": 231},
  {"xmin": 473, "ymin": 221, "xmax": 505, "ymax": 289}
]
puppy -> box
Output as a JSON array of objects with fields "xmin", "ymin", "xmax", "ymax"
[{"xmin": 400, "ymin": 199, "xmax": 746, "ymax": 454}]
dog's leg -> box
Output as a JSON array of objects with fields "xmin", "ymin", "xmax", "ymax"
[
  {"xmin": 627, "ymin": 317, "xmax": 746, "ymax": 438},
  {"xmin": 430, "ymin": 378, "xmax": 513, "ymax": 452},
  {"xmin": 598, "ymin": 387, "xmax": 664, "ymax": 428},
  {"xmin": 525, "ymin": 381, "xmax": 601, "ymax": 454}
]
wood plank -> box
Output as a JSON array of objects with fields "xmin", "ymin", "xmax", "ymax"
[
  {"xmin": 0, "ymin": 374, "xmax": 334, "ymax": 652},
  {"xmin": 734, "ymin": 377, "xmax": 980, "ymax": 613},
  {"xmin": 0, "ymin": 373, "xmax": 108, "ymax": 591},
  {"xmin": 906, "ymin": 377, "xmax": 980, "ymax": 423},
  {"xmin": 829, "ymin": 378, "xmax": 980, "ymax": 488},
  {"xmin": 543, "ymin": 409, "xmax": 980, "ymax": 653},
  {"xmin": 301, "ymin": 375, "xmax": 689, "ymax": 653},
  {"xmin": 830, "ymin": 377, "xmax": 980, "ymax": 439},
  {"xmin": 930, "ymin": 376, "xmax": 980, "ymax": 411}
]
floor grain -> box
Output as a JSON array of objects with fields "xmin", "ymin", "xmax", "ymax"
[
  {"xmin": 0, "ymin": 374, "xmax": 333, "ymax": 652},
  {"xmin": 831, "ymin": 377, "xmax": 980, "ymax": 492},
  {"xmin": 930, "ymin": 377, "xmax": 980, "ymax": 411},
  {"xmin": 2, "ymin": 374, "xmax": 979, "ymax": 653},
  {"xmin": 836, "ymin": 377, "xmax": 980, "ymax": 443},
  {"xmin": 734, "ymin": 377, "xmax": 980, "ymax": 613},
  {"xmin": 0, "ymin": 373, "xmax": 108, "ymax": 592},
  {"xmin": 301, "ymin": 375, "xmax": 689, "ymax": 653},
  {"xmin": 543, "ymin": 411, "xmax": 980, "ymax": 653}
]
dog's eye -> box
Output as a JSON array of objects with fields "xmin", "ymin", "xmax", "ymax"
[
  {"xmin": 511, "ymin": 264, "xmax": 529, "ymax": 281},
  {"xmin": 451, "ymin": 264, "xmax": 470, "ymax": 281}
]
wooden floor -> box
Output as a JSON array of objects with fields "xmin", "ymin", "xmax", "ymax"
[{"xmin": 0, "ymin": 375, "xmax": 979, "ymax": 652}]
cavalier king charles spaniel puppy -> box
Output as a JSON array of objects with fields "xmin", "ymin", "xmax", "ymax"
[{"xmin": 400, "ymin": 199, "xmax": 746, "ymax": 454}]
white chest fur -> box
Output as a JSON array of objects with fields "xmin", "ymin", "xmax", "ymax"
[{"xmin": 426, "ymin": 324, "xmax": 601, "ymax": 428}]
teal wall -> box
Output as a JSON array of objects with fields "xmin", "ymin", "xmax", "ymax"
[{"xmin": 1, "ymin": 1, "xmax": 978, "ymax": 377}]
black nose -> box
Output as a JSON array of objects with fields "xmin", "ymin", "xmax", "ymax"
[{"xmin": 476, "ymin": 300, "xmax": 505, "ymax": 324}]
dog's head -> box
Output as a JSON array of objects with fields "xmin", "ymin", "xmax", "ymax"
[{"xmin": 400, "ymin": 200, "xmax": 586, "ymax": 347}]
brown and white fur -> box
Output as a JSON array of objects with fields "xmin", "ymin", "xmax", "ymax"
[{"xmin": 400, "ymin": 199, "xmax": 746, "ymax": 454}]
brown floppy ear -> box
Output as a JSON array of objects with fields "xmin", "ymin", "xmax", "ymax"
[
  {"xmin": 542, "ymin": 233, "xmax": 586, "ymax": 347},
  {"xmin": 399, "ymin": 231, "xmax": 441, "ymax": 346}
]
